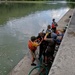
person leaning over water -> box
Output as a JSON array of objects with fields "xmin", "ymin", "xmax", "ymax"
[{"xmin": 28, "ymin": 36, "xmax": 43, "ymax": 66}]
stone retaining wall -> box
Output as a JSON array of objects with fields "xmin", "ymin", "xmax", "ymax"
[{"xmin": 48, "ymin": 9, "xmax": 75, "ymax": 75}]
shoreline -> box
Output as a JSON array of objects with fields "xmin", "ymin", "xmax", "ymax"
[{"xmin": 8, "ymin": 9, "xmax": 74, "ymax": 75}]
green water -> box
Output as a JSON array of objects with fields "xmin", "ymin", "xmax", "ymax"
[{"xmin": 0, "ymin": 1, "xmax": 70, "ymax": 75}]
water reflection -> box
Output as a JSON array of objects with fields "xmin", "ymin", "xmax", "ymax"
[
  {"xmin": 6, "ymin": 8, "xmax": 69, "ymax": 36},
  {"xmin": 0, "ymin": 2, "xmax": 68, "ymax": 25}
]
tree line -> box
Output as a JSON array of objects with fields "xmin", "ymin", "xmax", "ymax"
[
  {"xmin": 0, "ymin": 0, "xmax": 74, "ymax": 1},
  {"xmin": 0, "ymin": 0, "xmax": 65, "ymax": 1}
]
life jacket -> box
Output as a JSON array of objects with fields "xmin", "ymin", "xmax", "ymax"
[{"xmin": 28, "ymin": 40, "xmax": 37, "ymax": 51}]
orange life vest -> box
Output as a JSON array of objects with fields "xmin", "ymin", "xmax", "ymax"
[{"xmin": 28, "ymin": 40, "xmax": 37, "ymax": 51}]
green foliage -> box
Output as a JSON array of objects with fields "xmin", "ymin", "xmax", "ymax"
[
  {"xmin": 66, "ymin": 0, "xmax": 75, "ymax": 8},
  {"xmin": 66, "ymin": 0, "xmax": 75, "ymax": 2},
  {"xmin": 1, "ymin": 0, "xmax": 51, "ymax": 1}
]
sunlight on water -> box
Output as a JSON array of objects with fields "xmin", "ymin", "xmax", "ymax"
[{"xmin": 6, "ymin": 8, "xmax": 69, "ymax": 36}]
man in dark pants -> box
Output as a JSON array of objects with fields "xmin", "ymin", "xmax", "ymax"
[
  {"xmin": 37, "ymin": 32, "xmax": 47, "ymax": 62},
  {"xmin": 39, "ymin": 39, "xmax": 48, "ymax": 62},
  {"xmin": 44, "ymin": 32, "xmax": 56, "ymax": 64}
]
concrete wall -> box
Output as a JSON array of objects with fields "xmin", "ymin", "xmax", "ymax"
[{"xmin": 48, "ymin": 9, "xmax": 75, "ymax": 75}]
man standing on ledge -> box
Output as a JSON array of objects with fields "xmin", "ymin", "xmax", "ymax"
[{"xmin": 52, "ymin": 18, "xmax": 58, "ymax": 33}]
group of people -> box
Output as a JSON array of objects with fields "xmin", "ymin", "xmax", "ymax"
[{"xmin": 28, "ymin": 18, "xmax": 65, "ymax": 66}]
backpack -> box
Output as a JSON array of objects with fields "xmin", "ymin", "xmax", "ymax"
[{"xmin": 52, "ymin": 23, "xmax": 56, "ymax": 28}]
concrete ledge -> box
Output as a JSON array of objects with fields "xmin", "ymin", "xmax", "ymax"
[
  {"xmin": 8, "ymin": 55, "xmax": 32, "ymax": 75},
  {"xmin": 57, "ymin": 9, "xmax": 74, "ymax": 29},
  {"xmin": 48, "ymin": 9, "xmax": 75, "ymax": 75}
]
